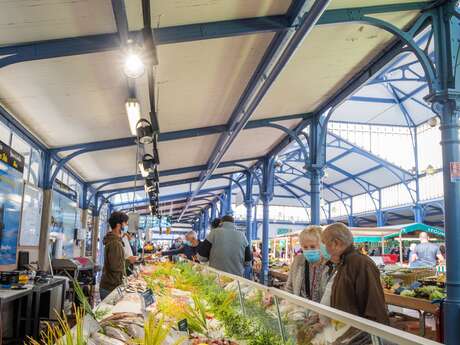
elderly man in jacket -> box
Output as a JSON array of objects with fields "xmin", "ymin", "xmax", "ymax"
[{"xmin": 321, "ymin": 223, "xmax": 389, "ymax": 325}]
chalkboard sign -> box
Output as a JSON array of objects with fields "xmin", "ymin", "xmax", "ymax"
[
  {"xmin": 142, "ymin": 288, "xmax": 155, "ymax": 306},
  {"xmin": 178, "ymin": 319, "xmax": 188, "ymax": 332}
]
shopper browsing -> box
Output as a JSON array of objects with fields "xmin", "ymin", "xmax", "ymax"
[
  {"xmin": 100, "ymin": 212, "xmax": 138, "ymax": 301},
  {"xmin": 198, "ymin": 215, "xmax": 252, "ymax": 276},
  {"xmin": 157, "ymin": 231, "xmax": 201, "ymax": 262},
  {"xmin": 321, "ymin": 223, "xmax": 389, "ymax": 325},
  {"xmin": 285, "ymin": 226, "xmax": 333, "ymax": 302},
  {"xmin": 410, "ymin": 232, "xmax": 444, "ymax": 267},
  {"xmin": 210, "ymin": 217, "xmax": 222, "ymax": 230}
]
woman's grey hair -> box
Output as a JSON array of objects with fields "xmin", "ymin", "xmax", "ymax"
[
  {"xmin": 322, "ymin": 223, "xmax": 353, "ymax": 246},
  {"xmin": 186, "ymin": 230, "xmax": 197, "ymax": 239},
  {"xmin": 299, "ymin": 226, "xmax": 322, "ymax": 246}
]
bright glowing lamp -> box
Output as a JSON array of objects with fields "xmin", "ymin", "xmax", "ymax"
[
  {"xmin": 123, "ymin": 53, "xmax": 145, "ymax": 79},
  {"xmin": 125, "ymin": 99, "xmax": 141, "ymax": 136},
  {"xmin": 426, "ymin": 164, "xmax": 436, "ymax": 175}
]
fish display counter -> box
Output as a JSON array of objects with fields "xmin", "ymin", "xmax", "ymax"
[{"xmin": 30, "ymin": 261, "xmax": 441, "ymax": 345}]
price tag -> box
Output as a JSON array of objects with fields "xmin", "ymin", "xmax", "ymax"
[
  {"xmin": 142, "ymin": 288, "xmax": 155, "ymax": 306},
  {"xmin": 116, "ymin": 286, "xmax": 124, "ymax": 297},
  {"xmin": 178, "ymin": 319, "xmax": 188, "ymax": 332}
]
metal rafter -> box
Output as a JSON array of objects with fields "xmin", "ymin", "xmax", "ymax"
[
  {"xmin": 0, "ymin": 2, "xmax": 430, "ymax": 69},
  {"xmin": 179, "ymin": 0, "xmax": 331, "ymax": 221}
]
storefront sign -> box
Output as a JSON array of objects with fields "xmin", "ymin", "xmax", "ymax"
[
  {"xmin": 277, "ymin": 228, "xmax": 290, "ymax": 236},
  {"xmin": 0, "ymin": 140, "xmax": 24, "ymax": 173},
  {"xmin": 450, "ymin": 162, "xmax": 460, "ymax": 182}
]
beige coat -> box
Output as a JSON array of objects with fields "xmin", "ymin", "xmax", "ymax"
[{"xmin": 285, "ymin": 255, "xmax": 331, "ymax": 302}]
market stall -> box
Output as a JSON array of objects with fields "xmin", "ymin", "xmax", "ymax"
[
  {"xmin": 350, "ymin": 223, "xmax": 445, "ymax": 264},
  {"xmin": 30, "ymin": 261, "xmax": 440, "ymax": 345}
]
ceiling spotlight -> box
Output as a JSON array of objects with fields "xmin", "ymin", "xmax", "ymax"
[
  {"xmin": 136, "ymin": 119, "xmax": 153, "ymax": 144},
  {"xmin": 125, "ymin": 99, "xmax": 141, "ymax": 136},
  {"xmin": 140, "ymin": 154, "xmax": 155, "ymax": 178},
  {"xmin": 428, "ymin": 117, "xmax": 439, "ymax": 128},
  {"xmin": 123, "ymin": 52, "xmax": 145, "ymax": 79}
]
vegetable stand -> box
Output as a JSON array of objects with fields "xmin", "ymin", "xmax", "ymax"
[{"xmin": 384, "ymin": 291, "xmax": 440, "ymax": 339}]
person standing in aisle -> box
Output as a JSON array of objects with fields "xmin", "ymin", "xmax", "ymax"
[
  {"xmin": 157, "ymin": 231, "xmax": 201, "ymax": 262},
  {"xmin": 321, "ymin": 223, "xmax": 389, "ymax": 325},
  {"xmin": 285, "ymin": 226, "xmax": 333, "ymax": 302},
  {"xmin": 198, "ymin": 215, "xmax": 252, "ymax": 276},
  {"xmin": 411, "ymin": 232, "xmax": 444, "ymax": 267},
  {"xmin": 100, "ymin": 212, "xmax": 137, "ymax": 301},
  {"xmin": 210, "ymin": 218, "xmax": 222, "ymax": 230}
]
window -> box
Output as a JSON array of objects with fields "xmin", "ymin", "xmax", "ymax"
[
  {"xmin": 29, "ymin": 149, "xmax": 41, "ymax": 186},
  {"xmin": 11, "ymin": 133, "xmax": 32, "ymax": 181},
  {"xmin": 0, "ymin": 121, "xmax": 11, "ymax": 145}
]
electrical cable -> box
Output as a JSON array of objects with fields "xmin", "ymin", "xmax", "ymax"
[{"xmin": 132, "ymin": 139, "xmax": 140, "ymax": 212}]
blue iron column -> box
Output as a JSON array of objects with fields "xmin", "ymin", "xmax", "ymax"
[
  {"xmin": 38, "ymin": 152, "xmax": 53, "ymax": 270},
  {"xmin": 309, "ymin": 116, "xmax": 327, "ymax": 225},
  {"xmin": 412, "ymin": 204, "xmax": 424, "ymax": 223},
  {"xmin": 376, "ymin": 210, "xmax": 386, "ymax": 227},
  {"xmin": 225, "ymin": 184, "xmax": 233, "ymax": 215},
  {"xmin": 210, "ymin": 202, "xmax": 217, "ymax": 222},
  {"xmin": 244, "ymin": 172, "xmax": 254, "ymax": 244},
  {"xmin": 260, "ymin": 157, "xmax": 275, "ymax": 285},
  {"xmin": 428, "ymin": 3, "xmax": 460, "ymax": 343},
  {"xmin": 310, "ymin": 167, "xmax": 322, "ymax": 225},
  {"xmin": 252, "ymin": 205, "xmax": 258, "ymax": 240},
  {"xmin": 91, "ymin": 196, "xmax": 100, "ymax": 262},
  {"xmin": 219, "ymin": 196, "xmax": 225, "ymax": 217},
  {"xmin": 80, "ymin": 184, "xmax": 89, "ymax": 256},
  {"xmin": 203, "ymin": 209, "xmax": 209, "ymax": 239},
  {"xmin": 244, "ymin": 172, "xmax": 254, "ymax": 279}
]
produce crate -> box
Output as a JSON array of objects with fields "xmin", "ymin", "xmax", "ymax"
[{"xmin": 387, "ymin": 268, "xmax": 435, "ymax": 286}]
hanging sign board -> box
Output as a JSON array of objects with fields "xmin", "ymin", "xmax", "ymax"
[
  {"xmin": 450, "ymin": 162, "xmax": 460, "ymax": 182},
  {"xmin": 0, "ymin": 140, "xmax": 24, "ymax": 267},
  {"xmin": 0, "ymin": 140, "xmax": 24, "ymax": 173}
]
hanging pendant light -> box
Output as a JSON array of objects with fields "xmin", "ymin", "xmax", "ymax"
[
  {"xmin": 136, "ymin": 119, "xmax": 154, "ymax": 144},
  {"xmin": 140, "ymin": 154, "xmax": 155, "ymax": 178}
]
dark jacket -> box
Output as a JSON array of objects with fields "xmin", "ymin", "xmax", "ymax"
[
  {"xmin": 100, "ymin": 232, "xmax": 125, "ymax": 292},
  {"xmin": 162, "ymin": 244, "xmax": 200, "ymax": 261},
  {"xmin": 331, "ymin": 246, "xmax": 389, "ymax": 325}
]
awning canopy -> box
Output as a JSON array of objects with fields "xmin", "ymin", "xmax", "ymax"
[{"xmin": 350, "ymin": 222, "xmax": 445, "ymax": 242}]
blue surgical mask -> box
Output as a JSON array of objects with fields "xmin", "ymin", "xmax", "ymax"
[
  {"xmin": 183, "ymin": 240, "xmax": 192, "ymax": 246},
  {"xmin": 320, "ymin": 244, "xmax": 331, "ymax": 261},
  {"xmin": 303, "ymin": 249, "xmax": 321, "ymax": 263},
  {"xmin": 122, "ymin": 225, "xmax": 129, "ymax": 233}
]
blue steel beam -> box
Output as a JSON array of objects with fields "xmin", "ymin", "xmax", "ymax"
[
  {"xmin": 50, "ymin": 113, "xmax": 312, "ymax": 154},
  {"xmin": 100, "ymin": 172, "xmax": 238, "ymax": 196},
  {"xmin": 88, "ymin": 156, "xmax": 261, "ymax": 185},
  {"xmin": 179, "ymin": 0, "xmax": 331, "ymax": 221},
  {"xmin": 0, "ymin": 3, "xmax": 430, "ymax": 69}
]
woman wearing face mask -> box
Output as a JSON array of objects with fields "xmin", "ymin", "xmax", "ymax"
[{"xmin": 285, "ymin": 226, "xmax": 333, "ymax": 302}]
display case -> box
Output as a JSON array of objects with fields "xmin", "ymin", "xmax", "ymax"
[
  {"xmin": 42, "ymin": 261, "xmax": 442, "ymax": 345},
  {"xmin": 191, "ymin": 263, "xmax": 441, "ymax": 345}
]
